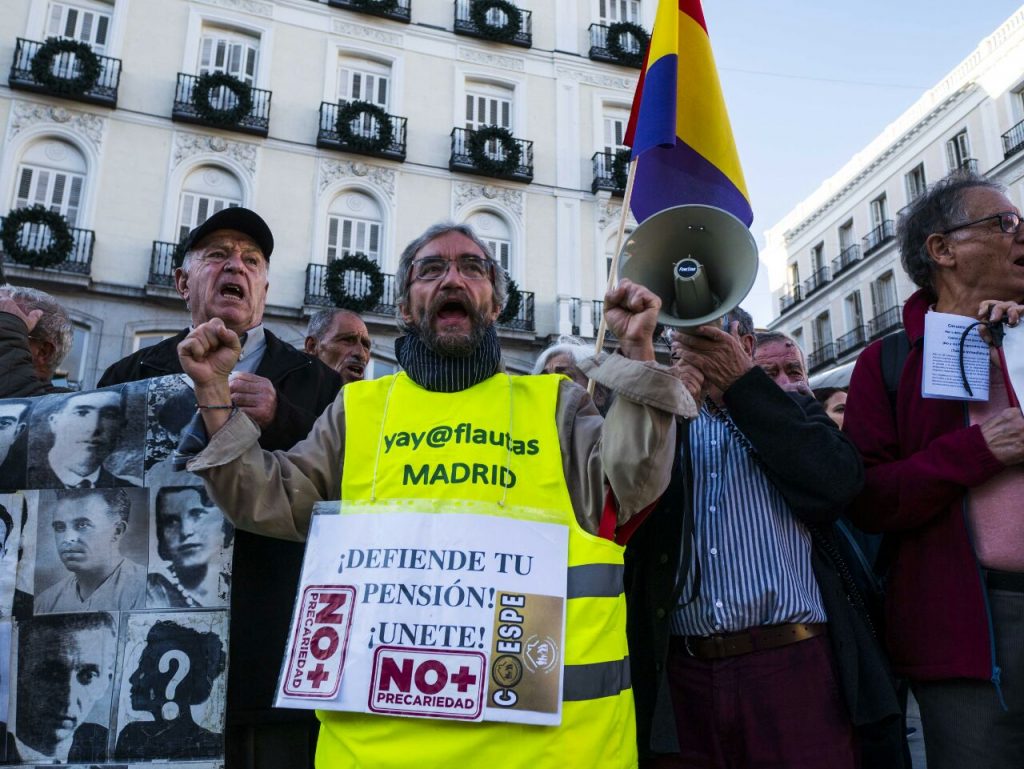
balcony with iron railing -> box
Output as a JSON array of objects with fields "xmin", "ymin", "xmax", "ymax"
[
  {"xmin": 304, "ymin": 263, "xmax": 535, "ymax": 333},
  {"xmin": 317, "ymin": 101, "xmax": 407, "ymax": 161},
  {"xmin": 149, "ymin": 241, "xmax": 182, "ymax": 287},
  {"xmin": 453, "ymin": 0, "xmax": 532, "ymax": 47},
  {"xmin": 862, "ymin": 220, "xmax": 896, "ymax": 255},
  {"xmin": 831, "ymin": 244, "xmax": 863, "ymax": 277},
  {"xmin": 807, "ymin": 342, "xmax": 837, "ymax": 374},
  {"xmin": 590, "ymin": 300, "xmax": 617, "ymax": 341},
  {"xmin": 588, "ymin": 23, "xmax": 648, "ymax": 68},
  {"xmin": 326, "ymin": 0, "xmax": 411, "ymax": 23},
  {"xmin": 955, "ymin": 158, "xmax": 979, "ymax": 174},
  {"xmin": 172, "ymin": 73, "xmax": 271, "ymax": 137},
  {"xmin": 449, "ymin": 127, "xmax": 533, "ymax": 183},
  {"xmin": 9, "ymin": 37, "xmax": 121, "ymax": 107},
  {"xmin": 803, "ymin": 265, "xmax": 831, "ymax": 297},
  {"xmin": 591, "ymin": 151, "xmax": 627, "ymax": 196},
  {"xmin": 0, "ymin": 215, "xmax": 93, "ymax": 276},
  {"xmin": 778, "ymin": 284, "xmax": 803, "ymax": 314},
  {"xmin": 835, "ymin": 325, "xmax": 869, "ymax": 356},
  {"xmin": 869, "ymin": 306, "xmax": 902, "ymax": 338},
  {"xmin": 1003, "ymin": 120, "xmax": 1024, "ymax": 159}
]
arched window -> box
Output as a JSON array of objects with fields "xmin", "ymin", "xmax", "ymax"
[
  {"xmin": 327, "ymin": 192, "xmax": 383, "ymax": 264},
  {"xmin": 13, "ymin": 139, "xmax": 87, "ymax": 226},
  {"xmin": 177, "ymin": 165, "xmax": 242, "ymax": 242},
  {"xmin": 468, "ymin": 211, "xmax": 512, "ymax": 275}
]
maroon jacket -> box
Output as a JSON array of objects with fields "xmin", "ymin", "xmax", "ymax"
[{"xmin": 844, "ymin": 289, "xmax": 1005, "ymax": 683}]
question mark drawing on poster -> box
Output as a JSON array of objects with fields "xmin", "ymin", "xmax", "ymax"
[{"xmin": 158, "ymin": 649, "xmax": 191, "ymax": 721}]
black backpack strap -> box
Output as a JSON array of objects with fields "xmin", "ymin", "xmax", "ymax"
[{"xmin": 879, "ymin": 330, "xmax": 911, "ymax": 416}]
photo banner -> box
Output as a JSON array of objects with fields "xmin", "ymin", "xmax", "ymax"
[
  {"xmin": 0, "ymin": 376, "xmax": 230, "ymax": 768},
  {"xmin": 277, "ymin": 503, "xmax": 568, "ymax": 725}
]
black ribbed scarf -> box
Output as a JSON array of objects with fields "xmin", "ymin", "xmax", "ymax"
[{"xmin": 395, "ymin": 326, "xmax": 501, "ymax": 392}]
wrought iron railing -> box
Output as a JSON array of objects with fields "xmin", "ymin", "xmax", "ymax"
[
  {"xmin": 591, "ymin": 151, "xmax": 627, "ymax": 196},
  {"xmin": 862, "ymin": 220, "xmax": 896, "ymax": 255},
  {"xmin": 453, "ymin": 0, "xmax": 532, "ymax": 47},
  {"xmin": 9, "ymin": 37, "xmax": 121, "ymax": 107},
  {"xmin": 807, "ymin": 342, "xmax": 837, "ymax": 373},
  {"xmin": 779, "ymin": 284, "xmax": 803, "ymax": 314},
  {"xmin": 326, "ymin": 0, "xmax": 411, "ymax": 23},
  {"xmin": 0, "ymin": 215, "xmax": 93, "ymax": 275},
  {"xmin": 149, "ymin": 241, "xmax": 181, "ymax": 286},
  {"xmin": 449, "ymin": 127, "xmax": 534, "ymax": 183},
  {"xmin": 831, "ymin": 244, "xmax": 862, "ymax": 276},
  {"xmin": 1003, "ymin": 120, "xmax": 1024, "ymax": 159},
  {"xmin": 587, "ymin": 23, "xmax": 646, "ymax": 68},
  {"xmin": 172, "ymin": 73, "xmax": 272, "ymax": 137},
  {"xmin": 803, "ymin": 266, "xmax": 831, "ymax": 297},
  {"xmin": 835, "ymin": 325, "xmax": 868, "ymax": 356},
  {"xmin": 317, "ymin": 101, "xmax": 407, "ymax": 161},
  {"xmin": 869, "ymin": 306, "xmax": 902, "ymax": 338}
]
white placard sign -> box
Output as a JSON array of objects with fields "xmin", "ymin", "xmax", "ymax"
[
  {"xmin": 922, "ymin": 311, "xmax": 991, "ymax": 401},
  {"xmin": 276, "ymin": 503, "xmax": 569, "ymax": 726}
]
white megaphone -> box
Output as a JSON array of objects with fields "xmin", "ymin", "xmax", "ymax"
[{"xmin": 617, "ymin": 204, "xmax": 758, "ymax": 331}]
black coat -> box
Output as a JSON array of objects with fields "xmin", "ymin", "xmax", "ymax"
[
  {"xmin": 624, "ymin": 367, "xmax": 902, "ymax": 766},
  {"xmin": 99, "ymin": 328, "xmax": 342, "ymax": 724}
]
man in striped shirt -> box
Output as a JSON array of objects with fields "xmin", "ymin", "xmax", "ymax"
[{"xmin": 624, "ymin": 308, "xmax": 869, "ymax": 769}]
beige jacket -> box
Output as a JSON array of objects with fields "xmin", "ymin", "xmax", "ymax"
[{"xmin": 188, "ymin": 354, "xmax": 696, "ymax": 540}]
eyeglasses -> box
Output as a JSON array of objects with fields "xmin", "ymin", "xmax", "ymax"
[
  {"xmin": 942, "ymin": 211, "xmax": 1022, "ymax": 236},
  {"xmin": 409, "ymin": 255, "xmax": 493, "ymax": 282}
]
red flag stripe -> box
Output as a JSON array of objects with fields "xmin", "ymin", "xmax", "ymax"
[{"xmin": 678, "ymin": 0, "xmax": 708, "ymax": 32}]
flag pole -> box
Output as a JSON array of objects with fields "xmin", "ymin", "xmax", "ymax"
[{"xmin": 588, "ymin": 157, "xmax": 639, "ymax": 396}]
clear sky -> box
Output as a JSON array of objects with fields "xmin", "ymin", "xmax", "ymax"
[{"xmin": 697, "ymin": 0, "xmax": 1024, "ymax": 326}]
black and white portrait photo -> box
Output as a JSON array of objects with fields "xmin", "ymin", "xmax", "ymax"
[
  {"xmin": 0, "ymin": 398, "xmax": 31, "ymax": 492},
  {"xmin": 27, "ymin": 386, "xmax": 145, "ymax": 490},
  {"xmin": 144, "ymin": 376, "xmax": 198, "ymax": 487},
  {"xmin": 0, "ymin": 495, "xmax": 23, "ymax": 618},
  {"xmin": 147, "ymin": 486, "xmax": 233, "ymax": 610},
  {"xmin": 113, "ymin": 611, "xmax": 228, "ymax": 762},
  {"xmin": 34, "ymin": 488, "xmax": 148, "ymax": 614},
  {"xmin": 9, "ymin": 612, "xmax": 118, "ymax": 764}
]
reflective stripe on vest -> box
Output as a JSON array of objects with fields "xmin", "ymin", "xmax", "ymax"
[{"xmin": 317, "ymin": 372, "xmax": 638, "ymax": 769}]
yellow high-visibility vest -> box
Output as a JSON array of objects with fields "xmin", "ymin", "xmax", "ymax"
[{"xmin": 315, "ymin": 371, "xmax": 637, "ymax": 769}]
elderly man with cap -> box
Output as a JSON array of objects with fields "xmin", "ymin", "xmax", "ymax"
[{"xmin": 99, "ymin": 207, "xmax": 340, "ymax": 769}]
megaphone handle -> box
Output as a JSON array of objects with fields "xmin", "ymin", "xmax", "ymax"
[{"xmin": 589, "ymin": 156, "xmax": 638, "ymax": 396}]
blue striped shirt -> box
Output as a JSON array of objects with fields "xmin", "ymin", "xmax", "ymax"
[{"xmin": 670, "ymin": 403, "xmax": 826, "ymax": 637}]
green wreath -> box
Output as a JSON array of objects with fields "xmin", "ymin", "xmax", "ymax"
[
  {"xmin": 606, "ymin": 21, "xmax": 649, "ymax": 68},
  {"xmin": 469, "ymin": 0, "xmax": 522, "ymax": 42},
  {"xmin": 336, "ymin": 100, "xmax": 394, "ymax": 153},
  {"xmin": 325, "ymin": 253, "xmax": 384, "ymax": 313},
  {"xmin": 192, "ymin": 72, "xmax": 254, "ymax": 126},
  {"xmin": 467, "ymin": 126, "xmax": 521, "ymax": 176},
  {"xmin": 1, "ymin": 206, "xmax": 74, "ymax": 269},
  {"xmin": 497, "ymin": 271, "xmax": 522, "ymax": 324},
  {"xmin": 30, "ymin": 37, "xmax": 102, "ymax": 95},
  {"xmin": 611, "ymin": 148, "xmax": 630, "ymax": 190},
  {"xmin": 351, "ymin": 0, "xmax": 399, "ymax": 11}
]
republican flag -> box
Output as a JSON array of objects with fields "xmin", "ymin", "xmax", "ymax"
[{"xmin": 624, "ymin": 0, "xmax": 753, "ymax": 226}]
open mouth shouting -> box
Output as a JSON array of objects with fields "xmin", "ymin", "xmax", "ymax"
[
  {"xmin": 219, "ymin": 281, "xmax": 246, "ymax": 302},
  {"xmin": 343, "ymin": 358, "xmax": 367, "ymax": 380}
]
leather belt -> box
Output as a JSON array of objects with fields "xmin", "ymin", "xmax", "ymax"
[
  {"xmin": 986, "ymin": 569, "xmax": 1024, "ymax": 593},
  {"xmin": 678, "ymin": 622, "xmax": 826, "ymax": 660}
]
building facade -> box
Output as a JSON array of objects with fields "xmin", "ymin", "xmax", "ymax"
[
  {"xmin": 1, "ymin": 0, "xmax": 654, "ymax": 388},
  {"xmin": 763, "ymin": 6, "xmax": 1024, "ymax": 380}
]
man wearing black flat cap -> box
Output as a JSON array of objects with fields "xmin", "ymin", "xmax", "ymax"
[{"xmin": 99, "ymin": 207, "xmax": 340, "ymax": 769}]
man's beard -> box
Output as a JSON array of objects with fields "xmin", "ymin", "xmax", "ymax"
[{"xmin": 416, "ymin": 292, "xmax": 492, "ymax": 357}]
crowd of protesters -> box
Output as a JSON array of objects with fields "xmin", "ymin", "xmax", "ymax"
[{"xmin": 0, "ymin": 169, "xmax": 1021, "ymax": 769}]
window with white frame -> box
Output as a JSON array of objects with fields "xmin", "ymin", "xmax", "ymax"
[
  {"xmin": 870, "ymin": 194, "xmax": 888, "ymax": 229},
  {"xmin": 599, "ymin": 0, "xmax": 641, "ymax": 24},
  {"xmin": 338, "ymin": 55, "xmax": 390, "ymax": 108},
  {"xmin": 177, "ymin": 166, "xmax": 242, "ymax": 243},
  {"xmin": 945, "ymin": 130, "xmax": 971, "ymax": 172},
  {"xmin": 838, "ymin": 219, "xmax": 855, "ymax": 253},
  {"xmin": 602, "ymin": 108, "xmax": 629, "ymax": 154},
  {"xmin": 134, "ymin": 331, "xmax": 178, "ymax": 352},
  {"xmin": 787, "ymin": 262, "xmax": 800, "ymax": 292},
  {"xmin": 870, "ymin": 271, "xmax": 898, "ymax": 317},
  {"xmin": 790, "ymin": 327, "xmax": 804, "ymax": 350},
  {"xmin": 198, "ymin": 26, "xmax": 259, "ymax": 84},
  {"xmin": 811, "ymin": 242, "xmax": 825, "ymax": 275},
  {"xmin": 844, "ymin": 290, "xmax": 864, "ymax": 329},
  {"xmin": 466, "ymin": 81, "xmax": 513, "ymax": 131},
  {"xmin": 813, "ymin": 311, "xmax": 832, "ymax": 351},
  {"xmin": 13, "ymin": 139, "xmax": 87, "ymax": 226},
  {"xmin": 904, "ymin": 163, "xmax": 927, "ymax": 202},
  {"xmin": 46, "ymin": 0, "xmax": 113, "ymax": 51},
  {"xmin": 327, "ymin": 192, "xmax": 383, "ymax": 264},
  {"xmin": 56, "ymin": 321, "xmax": 91, "ymax": 388},
  {"xmin": 468, "ymin": 211, "xmax": 512, "ymax": 275}
]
